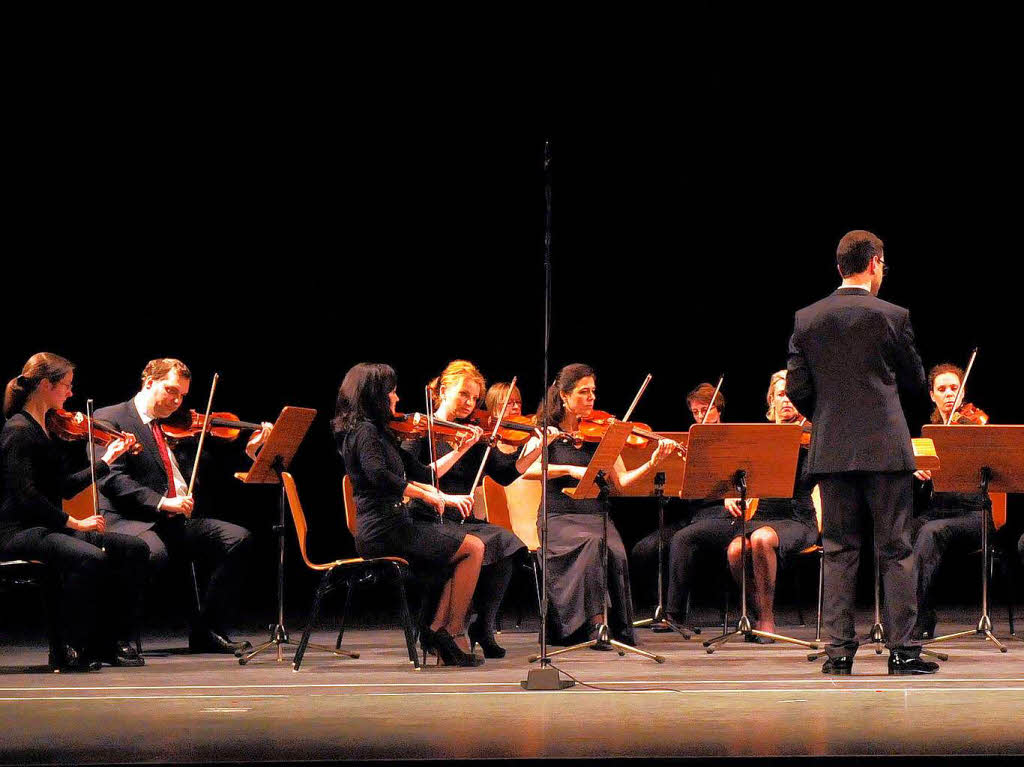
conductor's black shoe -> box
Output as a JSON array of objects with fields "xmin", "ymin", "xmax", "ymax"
[
  {"xmin": 189, "ymin": 628, "xmax": 252, "ymax": 654},
  {"xmin": 888, "ymin": 650, "xmax": 939, "ymax": 675},
  {"xmin": 821, "ymin": 655, "xmax": 854, "ymax": 675},
  {"xmin": 101, "ymin": 640, "xmax": 145, "ymax": 667},
  {"xmin": 50, "ymin": 643, "xmax": 102, "ymax": 673}
]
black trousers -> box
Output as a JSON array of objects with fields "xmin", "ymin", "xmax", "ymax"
[
  {"xmin": 666, "ymin": 517, "xmax": 736, "ymax": 619},
  {"xmin": 630, "ymin": 518, "xmax": 688, "ymax": 606},
  {"xmin": 139, "ymin": 516, "xmax": 252, "ymax": 632},
  {"xmin": 909, "ymin": 509, "xmax": 983, "ymax": 618},
  {"xmin": 0, "ymin": 527, "xmax": 148, "ymax": 653},
  {"xmin": 818, "ymin": 472, "xmax": 918, "ymax": 657}
]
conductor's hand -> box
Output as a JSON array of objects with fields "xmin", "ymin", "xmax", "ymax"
[
  {"xmin": 101, "ymin": 438, "xmax": 132, "ymax": 465},
  {"xmin": 724, "ymin": 498, "xmax": 744, "ymax": 518},
  {"xmin": 246, "ymin": 422, "xmax": 274, "ymax": 461},
  {"xmin": 914, "ymin": 469, "xmax": 932, "ymax": 481},
  {"xmin": 163, "ymin": 495, "xmax": 195, "ymax": 518},
  {"xmin": 444, "ymin": 493, "xmax": 475, "ymax": 518},
  {"xmin": 68, "ymin": 514, "xmax": 106, "ymax": 533}
]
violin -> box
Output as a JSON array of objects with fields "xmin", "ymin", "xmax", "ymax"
[
  {"xmin": 467, "ymin": 409, "xmax": 582, "ymax": 448},
  {"xmin": 47, "ymin": 408, "xmax": 142, "ymax": 455},
  {"xmin": 576, "ymin": 410, "xmax": 687, "ymax": 457},
  {"xmin": 389, "ymin": 412, "xmax": 480, "ymax": 447},
  {"xmin": 949, "ymin": 403, "xmax": 989, "ymax": 425},
  {"xmin": 160, "ymin": 409, "xmax": 264, "ymax": 442}
]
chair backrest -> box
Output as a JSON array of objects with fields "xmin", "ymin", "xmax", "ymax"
[
  {"xmin": 990, "ymin": 492, "xmax": 1007, "ymax": 530},
  {"xmin": 481, "ymin": 476, "xmax": 513, "ymax": 532},
  {"xmin": 281, "ymin": 471, "xmax": 317, "ymax": 570},
  {"xmin": 342, "ymin": 475, "xmax": 357, "ymax": 536},
  {"xmin": 499, "ymin": 475, "xmax": 541, "ymax": 551}
]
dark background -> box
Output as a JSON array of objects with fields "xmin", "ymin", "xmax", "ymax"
[{"xmin": 5, "ymin": 96, "xmax": 1022, "ymax": 633}]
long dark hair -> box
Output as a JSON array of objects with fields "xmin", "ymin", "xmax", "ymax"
[
  {"xmin": 4, "ymin": 352, "xmax": 75, "ymax": 419},
  {"xmin": 537, "ymin": 363, "xmax": 595, "ymax": 426},
  {"xmin": 332, "ymin": 362, "xmax": 398, "ymax": 434}
]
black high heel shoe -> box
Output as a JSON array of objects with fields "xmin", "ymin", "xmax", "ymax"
[
  {"xmin": 49, "ymin": 643, "xmax": 102, "ymax": 673},
  {"xmin": 419, "ymin": 626, "xmax": 439, "ymax": 665},
  {"xmin": 432, "ymin": 629, "xmax": 483, "ymax": 667},
  {"xmin": 468, "ymin": 621, "xmax": 506, "ymax": 659}
]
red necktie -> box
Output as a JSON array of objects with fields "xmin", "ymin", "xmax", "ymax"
[{"xmin": 151, "ymin": 421, "xmax": 178, "ymax": 498}]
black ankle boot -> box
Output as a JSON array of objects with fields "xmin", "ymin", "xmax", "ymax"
[{"xmin": 468, "ymin": 620, "xmax": 506, "ymax": 659}]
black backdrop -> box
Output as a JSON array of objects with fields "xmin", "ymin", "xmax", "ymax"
[{"xmin": 6, "ymin": 120, "xmax": 1022, "ymax": 628}]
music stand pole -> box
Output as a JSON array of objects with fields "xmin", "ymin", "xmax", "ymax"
[{"xmin": 632, "ymin": 471, "xmax": 694, "ymax": 639}]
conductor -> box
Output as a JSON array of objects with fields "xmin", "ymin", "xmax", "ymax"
[{"xmin": 786, "ymin": 230, "xmax": 937, "ymax": 675}]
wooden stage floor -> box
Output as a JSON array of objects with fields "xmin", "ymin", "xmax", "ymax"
[{"xmin": 1, "ymin": 616, "xmax": 1022, "ymax": 764}]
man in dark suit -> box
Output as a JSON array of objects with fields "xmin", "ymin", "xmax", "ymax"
[
  {"xmin": 787, "ymin": 230, "xmax": 936, "ymax": 675},
  {"xmin": 94, "ymin": 358, "xmax": 262, "ymax": 654}
]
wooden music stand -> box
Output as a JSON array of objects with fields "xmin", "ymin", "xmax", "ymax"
[
  {"xmin": 528, "ymin": 421, "xmax": 666, "ymax": 665},
  {"xmin": 679, "ymin": 423, "xmax": 819, "ymax": 653},
  {"xmin": 235, "ymin": 406, "xmax": 317, "ymax": 665},
  {"xmin": 920, "ymin": 425, "xmax": 1024, "ymax": 654}
]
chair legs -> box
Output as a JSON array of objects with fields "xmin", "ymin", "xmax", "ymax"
[{"xmin": 293, "ymin": 571, "xmax": 332, "ymax": 671}]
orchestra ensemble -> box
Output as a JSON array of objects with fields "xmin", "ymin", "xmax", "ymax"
[{"xmin": 2, "ymin": 231, "xmax": 1021, "ymax": 675}]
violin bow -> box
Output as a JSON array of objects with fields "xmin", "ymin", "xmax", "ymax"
[
  {"xmin": 424, "ymin": 385, "xmax": 440, "ymax": 519},
  {"xmin": 185, "ymin": 373, "xmax": 219, "ymax": 503},
  {"xmin": 943, "ymin": 347, "xmax": 978, "ymax": 426},
  {"xmin": 467, "ymin": 376, "xmax": 518, "ymax": 520},
  {"xmin": 702, "ymin": 374, "xmax": 725, "ymax": 425},
  {"xmin": 622, "ymin": 373, "xmax": 652, "ymax": 423},
  {"xmin": 86, "ymin": 398, "xmax": 104, "ymax": 552}
]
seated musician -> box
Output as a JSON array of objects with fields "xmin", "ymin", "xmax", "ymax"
[
  {"xmin": 910, "ymin": 363, "xmax": 989, "ymax": 640},
  {"xmin": 484, "ymin": 381, "xmax": 523, "ymax": 456},
  {"xmin": 628, "ymin": 383, "xmax": 720, "ymax": 613},
  {"xmin": 665, "ymin": 382, "xmax": 733, "ymax": 625},
  {"xmin": 94, "ymin": 359, "xmax": 269, "ymax": 654},
  {"xmin": 721, "ymin": 370, "xmax": 817, "ymax": 642}
]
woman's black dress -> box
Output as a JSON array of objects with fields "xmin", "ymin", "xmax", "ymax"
[
  {"xmin": 744, "ymin": 447, "xmax": 818, "ymax": 562},
  {"xmin": 541, "ymin": 439, "xmax": 634, "ymax": 644},
  {"xmin": 337, "ymin": 420, "xmax": 467, "ymax": 569},
  {"xmin": 400, "ymin": 436, "xmax": 526, "ymax": 566},
  {"xmin": 0, "ymin": 411, "xmax": 149, "ymax": 656}
]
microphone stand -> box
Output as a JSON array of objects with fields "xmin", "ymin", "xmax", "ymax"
[{"xmin": 522, "ymin": 140, "xmax": 573, "ymax": 690}]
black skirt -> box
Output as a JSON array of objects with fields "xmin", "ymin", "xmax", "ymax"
[
  {"xmin": 744, "ymin": 518, "xmax": 818, "ymax": 563},
  {"xmin": 355, "ymin": 502, "xmax": 466, "ymax": 571}
]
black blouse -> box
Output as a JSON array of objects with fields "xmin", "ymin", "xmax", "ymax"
[{"xmin": 0, "ymin": 411, "xmax": 110, "ymax": 546}]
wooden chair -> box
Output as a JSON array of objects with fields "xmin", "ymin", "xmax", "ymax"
[
  {"xmin": 288, "ymin": 473, "xmax": 420, "ymax": 671},
  {"xmin": 480, "ymin": 476, "xmax": 541, "ymax": 629}
]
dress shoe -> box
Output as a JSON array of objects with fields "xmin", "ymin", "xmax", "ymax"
[
  {"xmin": 888, "ymin": 650, "xmax": 939, "ymax": 675},
  {"xmin": 189, "ymin": 628, "xmax": 252, "ymax": 654},
  {"xmin": 432, "ymin": 629, "xmax": 483, "ymax": 667},
  {"xmin": 50, "ymin": 643, "xmax": 102, "ymax": 673},
  {"xmin": 468, "ymin": 620, "xmax": 506, "ymax": 659},
  {"xmin": 101, "ymin": 640, "xmax": 145, "ymax": 667},
  {"xmin": 744, "ymin": 633, "xmax": 776, "ymax": 645},
  {"xmin": 821, "ymin": 655, "xmax": 854, "ymax": 675}
]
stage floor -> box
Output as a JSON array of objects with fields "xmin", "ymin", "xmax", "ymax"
[{"xmin": 1, "ymin": 617, "xmax": 1022, "ymax": 764}]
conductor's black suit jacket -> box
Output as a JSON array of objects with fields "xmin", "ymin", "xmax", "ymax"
[
  {"xmin": 93, "ymin": 399, "xmax": 201, "ymax": 536},
  {"xmin": 786, "ymin": 287, "xmax": 927, "ymax": 475}
]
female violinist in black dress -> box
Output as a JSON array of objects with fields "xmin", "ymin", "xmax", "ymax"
[
  {"xmin": 518, "ymin": 364, "xmax": 677, "ymax": 646},
  {"xmin": 401, "ymin": 360, "xmax": 555, "ymax": 657},
  {"xmin": 334, "ymin": 362, "xmax": 487, "ymax": 666},
  {"xmin": 0, "ymin": 353, "xmax": 148, "ymax": 671}
]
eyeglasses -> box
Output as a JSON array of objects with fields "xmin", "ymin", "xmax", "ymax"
[{"xmin": 876, "ymin": 255, "xmax": 889, "ymax": 276}]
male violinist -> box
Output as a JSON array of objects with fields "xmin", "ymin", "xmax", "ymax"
[
  {"xmin": 94, "ymin": 359, "xmax": 270, "ymax": 653},
  {"xmin": 786, "ymin": 230, "xmax": 934, "ymax": 675}
]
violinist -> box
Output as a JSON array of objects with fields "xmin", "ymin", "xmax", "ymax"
[
  {"xmin": 402, "ymin": 362, "xmax": 556, "ymax": 658},
  {"xmin": 519, "ymin": 364, "xmax": 677, "ymax": 647},
  {"xmin": 334, "ymin": 363, "xmax": 485, "ymax": 667},
  {"xmin": 664, "ymin": 382, "xmax": 733, "ymax": 627},
  {"xmin": 721, "ymin": 371, "xmax": 817, "ymax": 642},
  {"xmin": 93, "ymin": 359, "xmax": 267, "ymax": 654},
  {"xmin": 484, "ymin": 381, "xmax": 523, "ymax": 455},
  {"xmin": 909, "ymin": 363, "xmax": 989, "ymax": 640},
  {"xmin": 0, "ymin": 353, "xmax": 147, "ymax": 670},
  {"xmin": 627, "ymin": 383, "xmax": 723, "ymax": 612}
]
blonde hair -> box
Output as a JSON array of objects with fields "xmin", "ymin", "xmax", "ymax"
[
  {"xmin": 485, "ymin": 381, "xmax": 522, "ymax": 415},
  {"xmin": 142, "ymin": 358, "xmax": 191, "ymax": 385},
  {"xmin": 765, "ymin": 369, "xmax": 787, "ymax": 422},
  {"xmin": 429, "ymin": 360, "xmax": 486, "ymax": 410}
]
